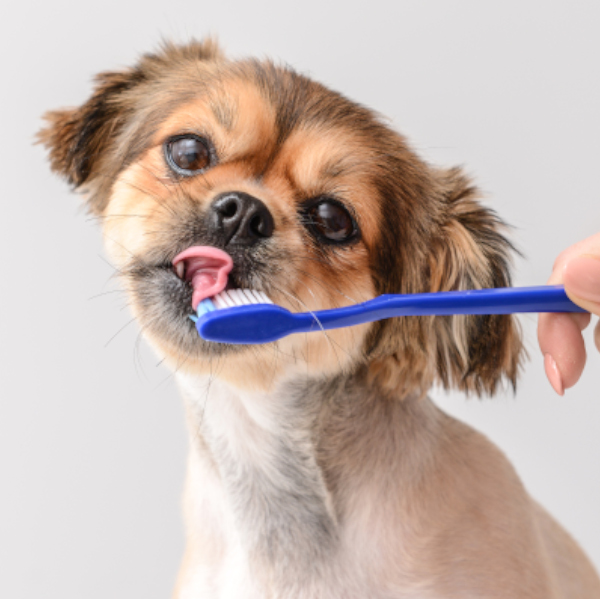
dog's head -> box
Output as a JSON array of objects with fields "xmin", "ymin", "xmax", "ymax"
[{"xmin": 39, "ymin": 40, "xmax": 522, "ymax": 395}]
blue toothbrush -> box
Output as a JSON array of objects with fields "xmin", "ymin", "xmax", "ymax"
[{"xmin": 190, "ymin": 286, "xmax": 586, "ymax": 345}]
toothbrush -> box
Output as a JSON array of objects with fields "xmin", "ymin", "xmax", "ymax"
[{"xmin": 190, "ymin": 286, "xmax": 586, "ymax": 345}]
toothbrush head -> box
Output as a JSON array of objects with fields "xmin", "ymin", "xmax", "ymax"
[
  {"xmin": 191, "ymin": 289, "xmax": 273, "ymax": 321},
  {"xmin": 192, "ymin": 290, "xmax": 297, "ymax": 344}
]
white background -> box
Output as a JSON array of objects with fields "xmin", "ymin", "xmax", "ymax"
[{"xmin": 1, "ymin": 1, "xmax": 599, "ymax": 597}]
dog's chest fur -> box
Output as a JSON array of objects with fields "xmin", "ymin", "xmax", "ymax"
[{"xmin": 174, "ymin": 371, "xmax": 447, "ymax": 599}]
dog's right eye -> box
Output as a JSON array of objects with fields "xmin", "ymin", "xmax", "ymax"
[{"xmin": 165, "ymin": 135, "xmax": 214, "ymax": 175}]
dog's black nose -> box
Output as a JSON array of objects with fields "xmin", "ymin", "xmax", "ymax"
[{"xmin": 209, "ymin": 192, "xmax": 274, "ymax": 246}]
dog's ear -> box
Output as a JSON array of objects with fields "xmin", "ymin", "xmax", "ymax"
[
  {"xmin": 37, "ymin": 38, "xmax": 223, "ymax": 213},
  {"xmin": 37, "ymin": 69, "xmax": 143, "ymax": 196},
  {"xmin": 426, "ymin": 167, "xmax": 523, "ymax": 395},
  {"xmin": 367, "ymin": 166, "xmax": 523, "ymax": 397}
]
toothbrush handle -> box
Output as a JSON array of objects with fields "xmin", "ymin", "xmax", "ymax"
[
  {"xmin": 301, "ymin": 285, "xmax": 586, "ymax": 332},
  {"xmin": 197, "ymin": 285, "xmax": 586, "ymax": 344}
]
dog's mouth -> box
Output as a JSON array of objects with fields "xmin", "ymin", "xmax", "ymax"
[
  {"xmin": 128, "ymin": 244, "xmax": 279, "ymax": 356},
  {"xmin": 172, "ymin": 246, "xmax": 233, "ymax": 310}
]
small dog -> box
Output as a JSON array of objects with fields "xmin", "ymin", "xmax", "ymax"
[{"xmin": 40, "ymin": 40, "xmax": 600, "ymax": 598}]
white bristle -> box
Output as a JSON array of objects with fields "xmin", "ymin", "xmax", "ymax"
[
  {"xmin": 226, "ymin": 289, "xmax": 241, "ymax": 305},
  {"xmin": 209, "ymin": 289, "xmax": 272, "ymax": 309},
  {"xmin": 230, "ymin": 291, "xmax": 244, "ymax": 306},
  {"xmin": 229, "ymin": 289, "xmax": 246, "ymax": 305},
  {"xmin": 221, "ymin": 292, "xmax": 236, "ymax": 308},
  {"xmin": 239, "ymin": 290, "xmax": 254, "ymax": 305},
  {"xmin": 223, "ymin": 290, "xmax": 239, "ymax": 305},
  {"xmin": 213, "ymin": 293, "xmax": 227, "ymax": 309},
  {"xmin": 246, "ymin": 290, "xmax": 263, "ymax": 303},
  {"xmin": 242, "ymin": 290, "xmax": 256, "ymax": 305}
]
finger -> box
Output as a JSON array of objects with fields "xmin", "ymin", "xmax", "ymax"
[
  {"xmin": 546, "ymin": 260, "xmax": 565, "ymax": 286},
  {"xmin": 563, "ymin": 255, "xmax": 600, "ymax": 317},
  {"xmin": 595, "ymin": 320, "xmax": 600, "ymax": 353},
  {"xmin": 549, "ymin": 232, "xmax": 600, "ymax": 281},
  {"xmin": 538, "ymin": 311, "xmax": 591, "ymax": 394}
]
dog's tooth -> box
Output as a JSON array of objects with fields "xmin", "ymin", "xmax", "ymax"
[{"xmin": 175, "ymin": 261, "xmax": 185, "ymax": 279}]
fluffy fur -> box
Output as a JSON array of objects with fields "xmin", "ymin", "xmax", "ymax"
[{"xmin": 40, "ymin": 40, "xmax": 600, "ymax": 598}]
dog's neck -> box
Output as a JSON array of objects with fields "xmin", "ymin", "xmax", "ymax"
[{"xmin": 176, "ymin": 368, "xmax": 445, "ymax": 593}]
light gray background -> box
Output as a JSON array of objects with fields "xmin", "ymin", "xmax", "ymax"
[{"xmin": 1, "ymin": 1, "xmax": 599, "ymax": 597}]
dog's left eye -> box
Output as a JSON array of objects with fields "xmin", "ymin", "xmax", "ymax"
[
  {"xmin": 165, "ymin": 135, "xmax": 213, "ymax": 175},
  {"xmin": 304, "ymin": 199, "xmax": 359, "ymax": 244}
]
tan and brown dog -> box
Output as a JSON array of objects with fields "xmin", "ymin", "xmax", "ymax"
[{"xmin": 40, "ymin": 40, "xmax": 600, "ymax": 598}]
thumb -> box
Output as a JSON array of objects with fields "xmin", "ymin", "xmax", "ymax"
[{"xmin": 563, "ymin": 254, "xmax": 600, "ymax": 317}]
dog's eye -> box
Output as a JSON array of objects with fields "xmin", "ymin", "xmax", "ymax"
[
  {"xmin": 305, "ymin": 199, "xmax": 358, "ymax": 243},
  {"xmin": 165, "ymin": 135, "xmax": 213, "ymax": 175}
]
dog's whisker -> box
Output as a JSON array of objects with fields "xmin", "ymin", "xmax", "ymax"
[
  {"xmin": 86, "ymin": 213, "xmax": 149, "ymax": 223},
  {"xmin": 270, "ymin": 283, "xmax": 351, "ymax": 369},
  {"xmin": 153, "ymin": 339, "xmax": 194, "ymax": 391},
  {"xmin": 87, "ymin": 289, "xmax": 127, "ymax": 302},
  {"xmin": 134, "ymin": 162, "xmax": 198, "ymax": 210},
  {"xmin": 197, "ymin": 353, "xmax": 224, "ymax": 427},
  {"xmin": 103, "ymin": 232, "xmax": 138, "ymax": 259},
  {"xmin": 96, "ymin": 254, "xmax": 131, "ymax": 285},
  {"xmin": 293, "ymin": 267, "xmax": 359, "ymax": 305},
  {"xmin": 104, "ymin": 316, "xmax": 137, "ymax": 348},
  {"xmin": 108, "ymin": 175, "xmax": 179, "ymax": 219},
  {"xmin": 118, "ymin": 299, "xmax": 134, "ymax": 312},
  {"xmin": 133, "ymin": 331, "xmax": 150, "ymax": 382}
]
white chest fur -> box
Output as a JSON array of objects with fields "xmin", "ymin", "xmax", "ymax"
[{"xmin": 175, "ymin": 373, "xmax": 346, "ymax": 598}]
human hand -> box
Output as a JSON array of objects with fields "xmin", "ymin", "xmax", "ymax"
[{"xmin": 538, "ymin": 232, "xmax": 600, "ymax": 395}]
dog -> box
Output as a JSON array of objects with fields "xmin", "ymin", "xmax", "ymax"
[{"xmin": 39, "ymin": 39, "xmax": 600, "ymax": 598}]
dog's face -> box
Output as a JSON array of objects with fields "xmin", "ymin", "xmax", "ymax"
[{"xmin": 40, "ymin": 40, "xmax": 522, "ymax": 395}]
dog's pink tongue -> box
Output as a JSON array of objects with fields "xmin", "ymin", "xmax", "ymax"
[{"xmin": 173, "ymin": 247, "xmax": 233, "ymax": 310}]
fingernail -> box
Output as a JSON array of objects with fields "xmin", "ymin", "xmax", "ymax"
[
  {"xmin": 564, "ymin": 256, "xmax": 600, "ymax": 304},
  {"xmin": 544, "ymin": 353, "xmax": 564, "ymax": 396}
]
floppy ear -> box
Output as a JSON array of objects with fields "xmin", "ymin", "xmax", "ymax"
[
  {"xmin": 37, "ymin": 38, "xmax": 223, "ymax": 213},
  {"xmin": 37, "ymin": 69, "xmax": 142, "ymax": 200},
  {"xmin": 367, "ymin": 166, "xmax": 523, "ymax": 397},
  {"xmin": 427, "ymin": 167, "xmax": 523, "ymax": 395}
]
